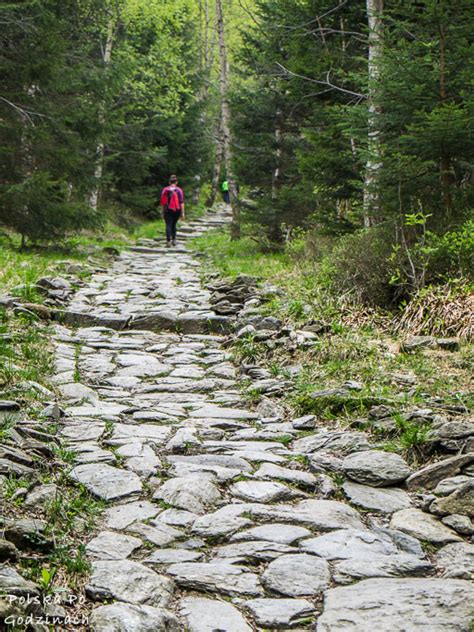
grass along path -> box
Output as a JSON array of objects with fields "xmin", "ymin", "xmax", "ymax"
[{"xmin": 192, "ymin": 228, "xmax": 473, "ymax": 465}]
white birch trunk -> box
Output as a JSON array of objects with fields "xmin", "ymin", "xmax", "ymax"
[
  {"xmin": 89, "ymin": 17, "xmax": 114, "ymax": 211},
  {"xmin": 215, "ymin": 0, "xmax": 239, "ymax": 237},
  {"xmin": 363, "ymin": 0, "xmax": 383, "ymax": 227}
]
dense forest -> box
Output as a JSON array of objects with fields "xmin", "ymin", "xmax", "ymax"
[{"xmin": 1, "ymin": 0, "xmax": 473, "ymax": 309}]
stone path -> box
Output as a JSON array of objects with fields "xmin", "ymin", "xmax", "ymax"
[{"xmin": 48, "ymin": 209, "xmax": 474, "ymax": 630}]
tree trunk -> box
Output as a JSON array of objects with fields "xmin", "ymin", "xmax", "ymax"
[
  {"xmin": 215, "ymin": 0, "xmax": 239, "ymax": 238},
  {"xmin": 89, "ymin": 17, "xmax": 114, "ymax": 211},
  {"xmin": 438, "ymin": 3, "xmax": 452, "ymax": 216},
  {"xmin": 363, "ymin": 0, "xmax": 383, "ymax": 227},
  {"xmin": 206, "ymin": 117, "xmax": 224, "ymax": 207},
  {"xmin": 271, "ymin": 108, "xmax": 283, "ymax": 200}
]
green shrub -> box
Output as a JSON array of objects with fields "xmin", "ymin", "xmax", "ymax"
[{"xmin": 319, "ymin": 224, "xmax": 395, "ymax": 306}]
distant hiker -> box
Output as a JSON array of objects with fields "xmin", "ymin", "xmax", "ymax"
[
  {"xmin": 160, "ymin": 175, "xmax": 185, "ymax": 247},
  {"xmin": 221, "ymin": 179, "xmax": 230, "ymax": 204}
]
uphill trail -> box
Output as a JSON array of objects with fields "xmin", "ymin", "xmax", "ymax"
[{"xmin": 44, "ymin": 208, "xmax": 474, "ymax": 630}]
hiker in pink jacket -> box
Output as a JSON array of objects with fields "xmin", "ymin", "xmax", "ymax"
[{"xmin": 160, "ymin": 175, "xmax": 185, "ymax": 247}]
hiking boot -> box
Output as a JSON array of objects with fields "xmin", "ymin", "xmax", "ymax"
[
  {"xmin": 172, "ymin": 239, "xmax": 177, "ymax": 246},
  {"xmin": 166, "ymin": 240, "xmax": 171, "ymax": 248}
]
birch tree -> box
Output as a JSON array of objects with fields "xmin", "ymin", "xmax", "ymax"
[
  {"xmin": 215, "ymin": 0, "xmax": 240, "ymax": 238},
  {"xmin": 363, "ymin": 0, "xmax": 384, "ymax": 227},
  {"xmin": 89, "ymin": 14, "xmax": 116, "ymax": 211}
]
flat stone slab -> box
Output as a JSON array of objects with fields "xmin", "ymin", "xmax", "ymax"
[
  {"xmin": 127, "ymin": 521, "xmax": 182, "ymax": 547},
  {"xmin": 231, "ymin": 523, "xmax": 312, "ymax": 545},
  {"xmin": 90, "ymin": 603, "xmax": 179, "ymax": 631},
  {"xmin": 0, "ymin": 566, "xmax": 39, "ymax": 598},
  {"xmin": 70, "ymin": 463, "xmax": 142, "ymax": 501},
  {"xmin": 107, "ymin": 423, "xmax": 172, "ymax": 446},
  {"xmin": 215, "ymin": 540, "xmax": 298, "ymax": 562},
  {"xmin": 145, "ymin": 549, "xmax": 203, "ymax": 566},
  {"xmin": 435, "ymin": 542, "xmax": 474, "ymax": 579},
  {"xmin": 188, "ymin": 404, "xmax": 257, "ymax": 419},
  {"xmin": 316, "ymin": 578, "xmax": 474, "ymax": 631},
  {"xmin": 167, "ymin": 562, "xmax": 263, "ymax": 597},
  {"xmin": 86, "ymin": 531, "xmax": 142, "ymax": 560},
  {"xmin": 251, "ymin": 499, "xmax": 365, "ymax": 531},
  {"xmin": 86, "ymin": 560, "xmax": 174, "ymax": 608},
  {"xmin": 293, "ymin": 431, "xmax": 370, "ymax": 455},
  {"xmin": 342, "ymin": 450, "xmax": 412, "ymax": 486},
  {"xmin": 103, "ymin": 501, "xmax": 159, "ymax": 530},
  {"xmin": 229, "ymin": 480, "xmax": 294, "ymax": 503},
  {"xmin": 390, "ymin": 508, "xmax": 461, "ymax": 544},
  {"xmin": 244, "ymin": 598, "xmax": 315, "ymax": 628},
  {"xmin": 262, "ymin": 553, "xmax": 330, "ymax": 596},
  {"xmin": 343, "ymin": 480, "xmax": 412, "ymax": 513},
  {"xmin": 180, "ymin": 597, "xmax": 252, "ymax": 632},
  {"xmin": 253, "ymin": 462, "xmax": 317, "ymax": 487},
  {"xmin": 406, "ymin": 454, "xmax": 474, "ymax": 491},
  {"xmin": 154, "ymin": 474, "xmax": 221, "ymax": 514}
]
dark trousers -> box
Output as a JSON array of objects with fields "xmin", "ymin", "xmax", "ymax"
[
  {"xmin": 222, "ymin": 190, "xmax": 230, "ymax": 204},
  {"xmin": 164, "ymin": 210, "xmax": 180, "ymax": 241}
]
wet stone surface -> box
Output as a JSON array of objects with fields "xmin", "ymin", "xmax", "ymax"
[{"xmin": 4, "ymin": 208, "xmax": 470, "ymax": 630}]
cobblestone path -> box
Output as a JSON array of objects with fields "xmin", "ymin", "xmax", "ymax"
[{"xmin": 51, "ymin": 210, "xmax": 474, "ymax": 631}]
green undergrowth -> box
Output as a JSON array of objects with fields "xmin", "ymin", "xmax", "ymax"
[{"xmin": 193, "ymin": 227, "xmax": 473, "ymax": 464}]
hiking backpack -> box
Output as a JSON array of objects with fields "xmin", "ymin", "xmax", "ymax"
[{"xmin": 165, "ymin": 186, "xmax": 181, "ymax": 212}]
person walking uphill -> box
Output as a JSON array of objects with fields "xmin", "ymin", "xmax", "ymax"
[{"xmin": 160, "ymin": 175, "xmax": 185, "ymax": 247}]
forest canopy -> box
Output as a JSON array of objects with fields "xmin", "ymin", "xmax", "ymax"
[{"xmin": 1, "ymin": 0, "xmax": 473, "ymax": 306}]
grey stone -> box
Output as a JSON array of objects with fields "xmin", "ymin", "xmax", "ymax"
[
  {"xmin": 251, "ymin": 499, "xmax": 365, "ymax": 531},
  {"xmin": 231, "ymin": 523, "xmax": 311, "ymax": 545},
  {"xmin": 107, "ymin": 423, "xmax": 172, "ymax": 447},
  {"xmin": 229, "ymin": 480, "xmax": 294, "ymax": 503},
  {"xmin": 156, "ymin": 508, "xmax": 198, "ymax": 527},
  {"xmin": 401, "ymin": 335, "xmax": 437, "ymax": 351},
  {"xmin": 59, "ymin": 382, "xmax": 98, "ymax": 403},
  {"xmin": 430, "ymin": 481, "xmax": 474, "ymax": 518},
  {"xmin": 342, "ymin": 481, "xmax": 411, "ymax": 513},
  {"xmin": 333, "ymin": 554, "xmax": 433, "ymax": 583},
  {"xmin": 293, "ymin": 431, "xmax": 370, "ymax": 455},
  {"xmin": 244, "ymin": 598, "xmax": 315, "ymax": 628},
  {"xmin": 2, "ymin": 518, "xmax": 52, "ymax": 551},
  {"xmin": 405, "ymin": 453, "xmax": 474, "ymax": 491},
  {"xmin": 90, "ymin": 603, "xmax": 179, "ymax": 632},
  {"xmin": 253, "ymin": 462, "xmax": 317, "ymax": 487},
  {"xmin": 86, "ymin": 531, "xmax": 142, "ymax": 560},
  {"xmin": 180, "ymin": 597, "xmax": 252, "ymax": 632},
  {"xmin": 390, "ymin": 508, "xmax": 461, "ymax": 544},
  {"xmin": 436, "ymin": 542, "xmax": 474, "ymax": 579},
  {"xmin": 434, "ymin": 475, "xmax": 473, "ymax": 496},
  {"xmin": 291, "ymin": 414, "xmax": 316, "ymax": 430},
  {"xmin": 192, "ymin": 505, "xmax": 254, "ymax": 537},
  {"xmin": 103, "ymin": 501, "xmax": 159, "ymax": 530},
  {"xmin": 86, "ymin": 560, "xmax": 174, "ymax": 608},
  {"xmin": 70, "ymin": 463, "xmax": 142, "ymax": 501},
  {"xmin": 0, "ymin": 539, "xmax": 18, "ymax": 561},
  {"xmin": 145, "ymin": 549, "xmax": 203, "ymax": 566},
  {"xmin": 262, "ymin": 553, "xmax": 330, "ymax": 596},
  {"xmin": 116, "ymin": 443, "xmax": 161, "ymax": 478},
  {"xmin": 0, "ymin": 566, "xmax": 39, "ymax": 598},
  {"xmin": 317, "ymin": 578, "xmax": 474, "ymax": 631},
  {"xmin": 153, "ymin": 474, "xmax": 221, "ymax": 514},
  {"xmin": 73, "ymin": 443, "xmax": 116, "ymax": 465},
  {"xmin": 24, "ymin": 484, "xmax": 58, "ymax": 509},
  {"xmin": 214, "ymin": 540, "xmax": 297, "ymax": 562},
  {"xmin": 342, "ymin": 450, "xmax": 412, "ymax": 486},
  {"xmin": 256, "ymin": 397, "xmax": 284, "ymax": 420},
  {"xmin": 300, "ymin": 528, "xmax": 406, "ymax": 560},
  {"xmin": 127, "ymin": 521, "xmax": 182, "ymax": 547},
  {"xmin": 441, "ymin": 514, "xmax": 474, "ymax": 535},
  {"xmin": 188, "ymin": 404, "xmax": 257, "ymax": 420},
  {"xmin": 167, "ymin": 562, "xmax": 263, "ymax": 597}
]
